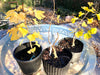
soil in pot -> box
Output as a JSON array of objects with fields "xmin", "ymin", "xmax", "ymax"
[
  {"xmin": 58, "ymin": 38, "xmax": 83, "ymax": 53},
  {"xmin": 42, "ymin": 46, "xmax": 72, "ymax": 75},
  {"xmin": 13, "ymin": 42, "xmax": 42, "ymax": 75}
]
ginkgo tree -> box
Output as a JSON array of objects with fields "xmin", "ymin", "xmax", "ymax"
[
  {"xmin": 5, "ymin": 5, "xmax": 45, "ymax": 54},
  {"xmin": 71, "ymin": 2, "xmax": 98, "ymax": 47}
]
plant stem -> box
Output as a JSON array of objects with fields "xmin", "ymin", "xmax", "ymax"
[
  {"xmin": 53, "ymin": 47, "xmax": 58, "ymax": 58},
  {"xmin": 52, "ymin": 33, "xmax": 59, "ymax": 58},
  {"xmin": 53, "ymin": 0, "xmax": 55, "ymax": 14},
  {"xmin": 72, "ymin": 11, "xmax": 89, "ymax": 47},
  {"xmin": 30, "ymin": 41, "xmax": 32, "ymax": 49},
  {"xmin": 22, "ymin": 0, "xmax": 24, "ymax": 12},
  {"xmin": 48, "ymin": 0, "xmax": 55, "ymax": 44}
]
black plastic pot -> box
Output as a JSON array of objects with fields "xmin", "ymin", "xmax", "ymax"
[
  {"xmin": 13, "ymin": 42, "xmax": 42, "ymax": 75},
  {"xmin": 42, "ymin": 46, "xmax": 72, "ymax": 75},
  {"xmin": 58, "ymin": 37, "xmax": 84, "ymax": 62}
]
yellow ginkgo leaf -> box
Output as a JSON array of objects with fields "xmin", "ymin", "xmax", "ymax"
[
  {"xmin": 34, "ymin": 9, "xmax": 45, "ymax": 20},
  {"xmin": 27, "ymin": 34, "xmax": 36, "ymax": 42},
  {"xmin": 75, "ymin": 30, "xmax": 83, "ymax": 38},
  {"xmin": 28, "ymin": 7, "xmax": 33, "ymax": 12},
  {"xmin": 35, "ymin": 41, "xmax": 40, "ymax": 47},
  {"xmin": 26, "ymin": 7, "xmax": 34, "ymax": 14},
  {"xmin": 5, "ymin": 11, "xmax": 18, "ymax": 19},
  {"xmin": 87, "ymin": 18, "xmax": 93, "ymax": 24},
  {"xmin": 18, "ymin": 28, "xmax": 28, "ymax": 37},
  {"xmin": 57, "ymin": 15, "xmax": 60, "ymax": 23},
  {"xmin": 27, "ymin": 47, "xmax": 36, "ymax": 54},
  {"xmin": 88, "ymin": 28, "xmax": 97, "ymax": 34},
  {"xmin": 78, "ymin": 11, "xmax": 85, "ymax": 17},
  {"xmin": 9, "ymin": 16, "xmax": 19, "ymax": 23},
  {"xmin": 71, "ymin": 16, "xmax": 78, "ymax": 23},
  {"xmin": 17, "ymin": 23, "xmax": 26, "ymax": 28},
  {"xmin": 18, "ymin": 12, "xmax": 26, "ymax": 22},
  {"xmin": 7, "ymin": 27, "xmax": 23, "ymax": 41},
  {"xmin": 96, "ymin": 13, "xmax": 100, "ymax": 20},
  {"xmin": 27, "ymin": 50, "xmax": 31, "ymax": 54},
  {"xmin": 33, "ymin": 19, "xmax": 38, "ymax": 25},
  {"xmin": 15, "ymin": 5, "xmax": 22, "ymax": 12},
  {"xmin": 5, "ymin": 9, "xmax": 15, "ymax": 18},
  {"xmin": 88, "ymin": 2, "xmax": 94, "ymax": 7},
  {"xmin": 82, "ymin": 21, "xmax": 87, "ymax": 27},
  {"xmin": 89, "ymin": 7, "xmax": 96, "ymax": 13},
  {"xmin": 81, "ymin": 6, "xmax": 89, "ymax": 12},
  {"xmin": 27, "ymin": 31, "xmax": 43, "ymax": 42},
  {"xmin": 84, "ymin": 33, "xmax": 92, "ymax": 40},
  {"xmin": 32, "ymin": 31, "xmax": 43, "ymax": 40},
  {"xmin": 6, "ymin": 11, "xmax": 25, "ymax": 24}
]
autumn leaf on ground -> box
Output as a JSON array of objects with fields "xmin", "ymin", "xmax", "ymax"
[
  {"xmin": 84, "ymin": 33, "xmax": 92, "ymax": 40},
  {"xmin": 82, "ymin": 21, "xmax": 87, "ymax": 27},
  {"xmin": 78, "ymin": 11, "xmax": 85, "ymax": 17},
  {"xmin": 88, "ymin": 2, "xmax": 94, "ymax": 7},
  {"xmin": 34, "ymin": 9, "xmax": 45, "ymax": 20},
  {"xmin": 87, "ymin": 18, "xmax": 93, "ymax": 24},
  {"xmin": 75, "ymin": 30, "xmax": 83, "ymax": 38},
  {"xmin": 96, "ymin": 13, "xmax": 100, "ymax": 20}
]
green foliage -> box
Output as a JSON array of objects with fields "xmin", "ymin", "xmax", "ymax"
[
  {"xmin": 0, "ymin": 24, "xmax": 8, "ymax": 29},
  {"xmin": 56, "ymin": 7, "xmax": 77, "ymax": 17},
  {"xmin": 55, "ymin": 0, "xmax": 96, "ymax": 12},
  {"xmin": 43, "ymin": 0, "xmax": 53, "ymax": 8}
]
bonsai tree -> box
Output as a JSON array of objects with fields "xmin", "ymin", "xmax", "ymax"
[
  {"xmin": 70, "ymin": 2, "xmax": 98, "ymax": 47},
  {"xmin": 47, "ymin": 2, "xmax": 99, "ymax": 61},
  {"xmin": 5, "ymin": 4, "xmax": 45, "ymax": 54},
  {"xmin": 5, "ymin": 2, "xmax": 47, "ymax": 74}
]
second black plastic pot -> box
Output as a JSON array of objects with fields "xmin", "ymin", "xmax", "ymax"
[
  {"xmin": 42, "ymin": 46, "xmax": 72, "ymax": 75},
  {"xmin": 13, "ymin": 42, "xmax": 42, "ymax": 75}
]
